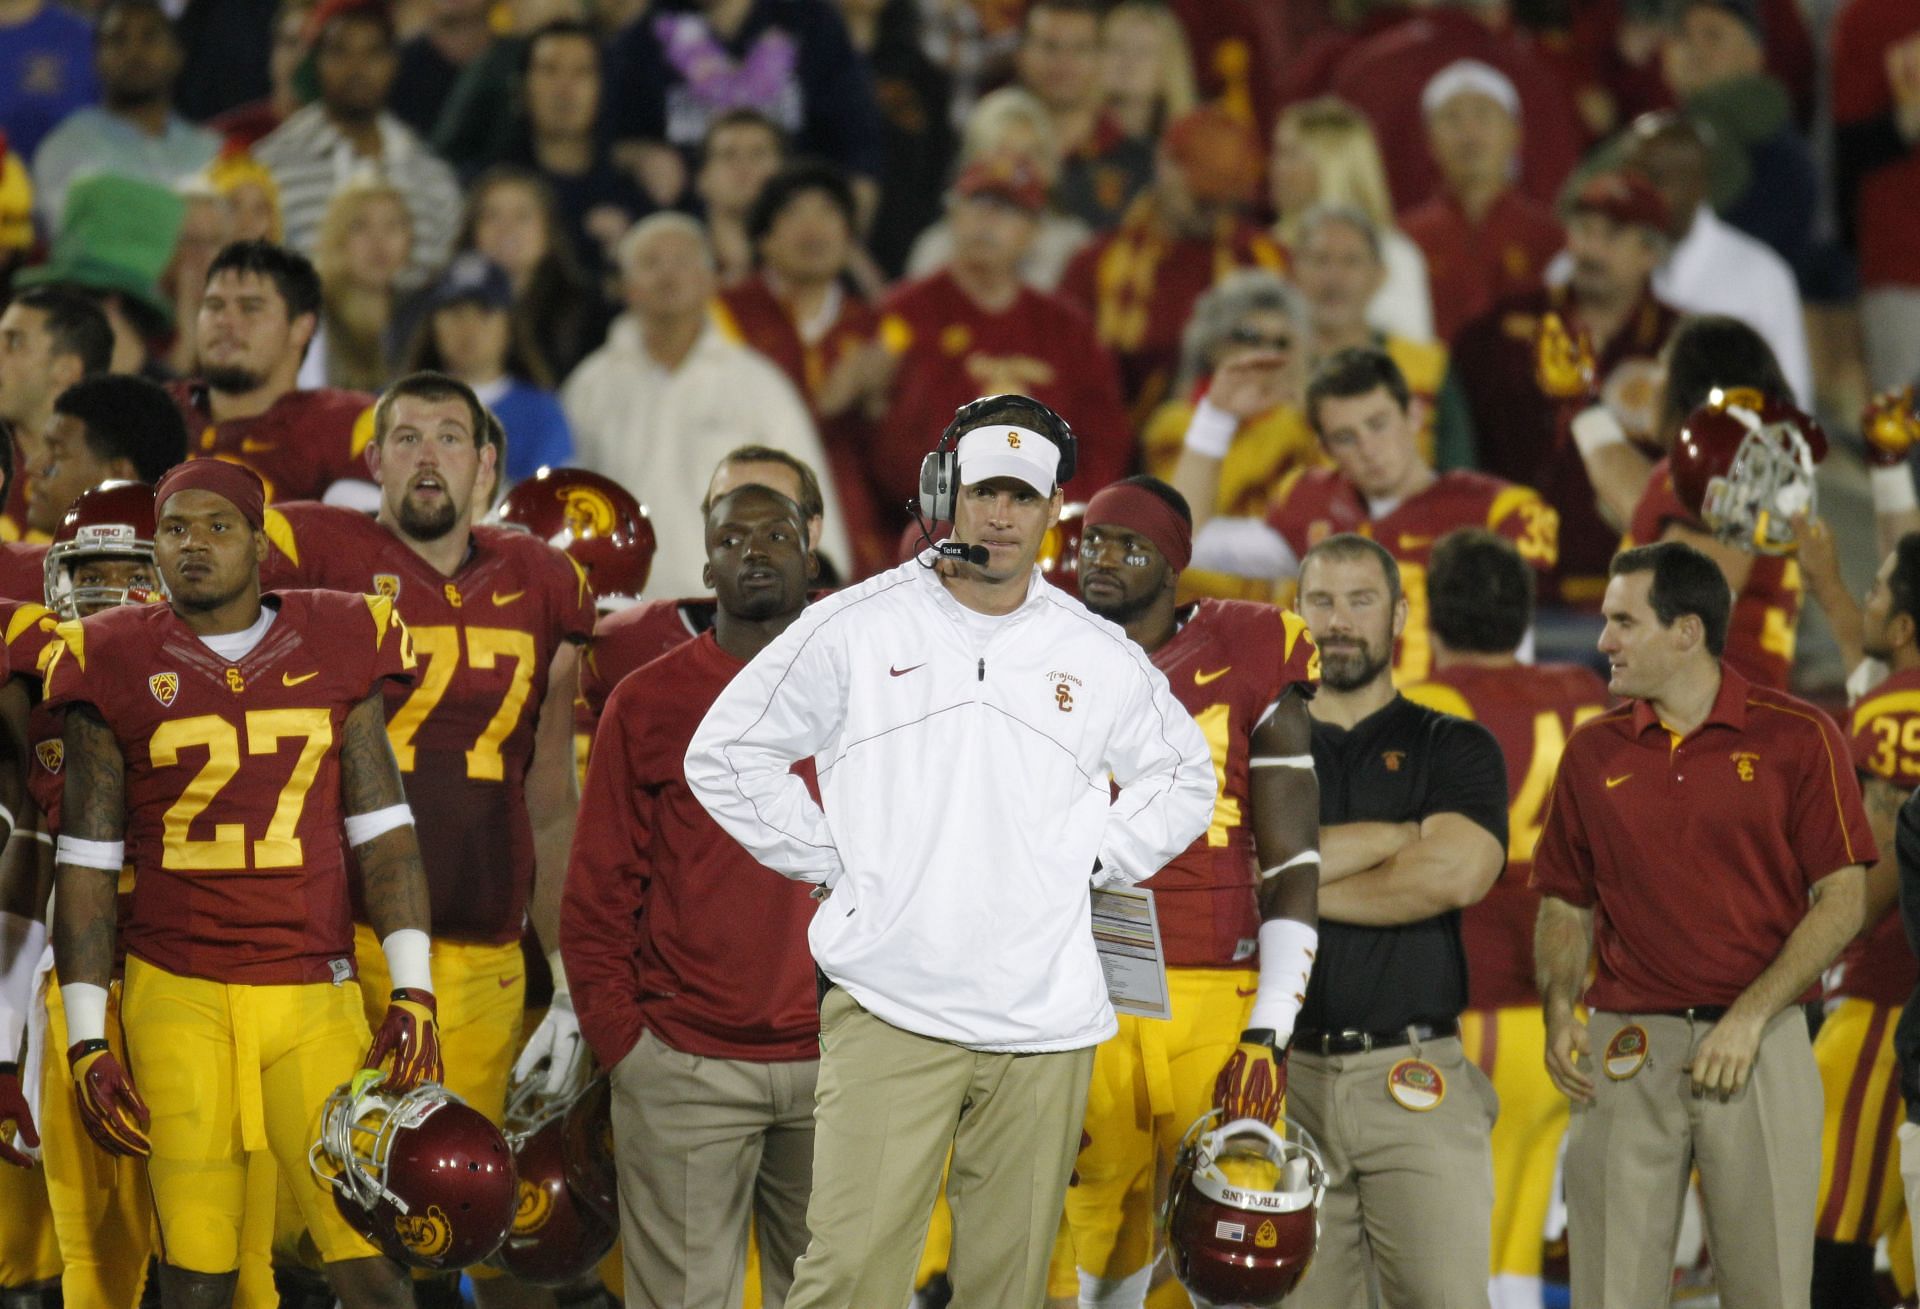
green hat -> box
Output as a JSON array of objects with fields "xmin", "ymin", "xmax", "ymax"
[{"xmin": 15, "ymin": 175, "xmax": 187, "ymax": 325}]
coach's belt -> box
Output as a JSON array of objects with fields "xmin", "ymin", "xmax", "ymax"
[
  {"xmin": 1291, "ymin": 1018, "xmax": 1458, "ymax": 1056},
  {"xmin": 1650, "ymin": 1005, "xmax": 1730, "ymax": 1022}
]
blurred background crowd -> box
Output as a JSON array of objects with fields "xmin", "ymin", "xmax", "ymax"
[{"xmin": 0, "ymin": 0, "xmax": 1913, "ymax": 693}]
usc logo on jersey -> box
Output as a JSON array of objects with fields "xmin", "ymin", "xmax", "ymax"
[
  {"xmin": 395, "ymin": 1204, "xmax": 453, "ymax": 1259},
  {"xmin": 1381, "ymin": 750, "xmax": 1406, "ymax": 772},
  {"xmin": 225, "ymin": 668, "xmax": 246, "ymax": 694},
  {"xmin": 512, "ymin": 1178, "xmax": 553, "ymax": 1235},
  {"xmin": 1730, "ymin": 750, "xmax": 1760, "ymax": 782}
]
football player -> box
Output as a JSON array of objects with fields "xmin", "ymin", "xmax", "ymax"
[
  {"xmin": 1056, "ymin": 474, "xmax": 1320, "ymax": 1309},
  {"xmin": 1398, "ymin": 529, "xmax": 1609, "ymax": 1307},
  {"xmin": 1173, "ymin": 346, "xmax": 1559, "ymax": 681},
  {"xmin": 259, "ymin": 372, "xmax": 593, "ymax": 1297},
  {"xmin": 43, "ymin": 459, "xmax": 435, "ymax": 1309}
]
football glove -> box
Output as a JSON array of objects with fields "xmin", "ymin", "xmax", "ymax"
[
  {"xmin": 363, "ymin": 987, "xmax": 443, "ymax": 1092},
  {"xmin": 1862, "ymin": 386, "xmax": 1920, "ymax": 468},
  {"xmin": 510, "ymin": 989, "xmax": 590, "ymax": 1100},
  {"xmin": 68, "ymin": 1041, "xmax": 150, "ymax": 1157},
  {"xmin": 1213, "ymin": 1037, "xmax": 1287, "ymax": 1126},
  {"xmin": 0, "ymin": 1062, "xmax": 38, "ymax": 1167}
]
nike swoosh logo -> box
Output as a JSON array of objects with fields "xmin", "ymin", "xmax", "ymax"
[
  {"xmin": 1234, "ymin": 986, "xmax": 1258, "ymax": 997},
  {"xmin": 240, "ymin": 438, "xmax": 277, "ymax": 453},
  {"xmin": 282, "ymin": 671, "xmax": 319, "ymax": 687},
  {"xmin": 889, "ymin": 664, "xmax": 924, "ymax": 677},
  {"xmin": 1606, "ymin": 774, "xmax": 1631, "ymax": 789},
  {"xmin": 498, "ymin": 975, "xmax": 520, "ymax": 989},
  {"xmin": 1195, "ymin": 667, "xmax": 1232, "ymax": 686},
  {"xmin": 491, "ymin": 590, "xmax": 524, "ymax": 607}
]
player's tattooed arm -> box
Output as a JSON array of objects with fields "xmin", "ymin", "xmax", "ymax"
[
  {"xmin": 52, "ymin": 706, "xmax": 125, "ymax": 989},
  {"xmin": 340, "ymin": 690, "xmax": 431, "ymax": 939},
  {"xmin": 1250, "ymin": 689, "xmax": 1318, "ymax": 926},
  {"xmin": 1861, "ymin": 777, "xmax": 1908, "ymax": 933}
]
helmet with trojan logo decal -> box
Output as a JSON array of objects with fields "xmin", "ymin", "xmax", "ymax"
[
  {"xmin": 1671, "ymin": 388, "xmax": 1827, "ymax": 557},
  {"xmin": 492, "ymin": 467, "xmax": 655, "ymax": 608},
  {"xmin": 309, "ymin": 1072, "xmax": 517, "ymax": 1270},
  {"xmin": 1163, "ymin": 1110, "xmax": 1326, "ymax": 1307},
  {"xmin": 488, "ymin": 1076, "xmax": 615, "ymax": 1283},
  {"xmin": 558, "ymin": 1074, "xmax": 618, "ymax": 1224},
  {"xmin": 44, "ymin": 480, "xmax": 159, "ymax": 618}
]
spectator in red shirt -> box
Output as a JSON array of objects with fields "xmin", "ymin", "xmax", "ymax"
[
  {"xmin": 1401, "ymin": 59, "xmax": 1563, "ymax": 344},
  {"xmin": 1018, "ymin": 0, "xmax": 1153, "ymax": 231},
  {"xmin": 1060, "ymin": 105, "xmax": 1284, "ymax": 423},
  {"xmin": 1833, "ymin": 0, "xmax": 1920, "ymax": 390},
  {"xmin": 1328, "ymin": 0, "xmax": 1585, "ymax": 213}
]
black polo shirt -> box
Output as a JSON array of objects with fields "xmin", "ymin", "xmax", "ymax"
[{"xmin": 1299, "ymin": 694, "xmax": 1510, "ymax": 1034}]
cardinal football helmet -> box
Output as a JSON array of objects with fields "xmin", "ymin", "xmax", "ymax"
[
  {"xmin": 309, "ymin": 1071, "xmax": 517, "ymax": 1270},
  {"xmin": 492, "ymin": 467, "xmax": 655, "ymax": 608},
  {"xmin": 1039, "ymin": 501, "xmax": 1086, "ymax": 595},
  {"xmin": 44, "ymin": 480, "xmax": 158, "ymax": 618},
  {"xmin": 1671, "ymin": 389, "xmax": 1827, "ymax": 557},
  {"xmin": 1164, "ymin": 1110, "xmax": 1326, "ymax": 1308},
  {"xmin": 558, "ymin": 1074, "xmax": 618, "ymax": 1225},
  {"xmin": 492, "ymin": 1079, "xmax": 616, "ymax": 1285}
]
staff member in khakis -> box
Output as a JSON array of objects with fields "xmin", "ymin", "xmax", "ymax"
[
  {"xmin": 685, "ymin": 394, "xmax": 1214, "ymax": 1309},
  {"xmin": 1535, "ymin": 540, "xmax": 1876, "ymax": 1309},
  {"xmin": 563, "ymin": 483, "xmax": 823, "ymax": 1309},
  {"xmin": 1283, "ymin": 531, "xmax": 1509, "ymax": 1309}
]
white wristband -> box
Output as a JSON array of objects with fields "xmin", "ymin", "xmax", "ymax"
[
  {"xmin": 1571, "ymin": 404, "xmax": 1628, "ymax": 459},
  {"xmin": 0, "ymin": 912, "xmax": 48, "ymax": 1057},
  {"xmin": 1873, "ymin": 464, "xmax": 1919, "ymax": 515},
  {"xmin": 546, "ymin": 948, "xmax": 568, "ymax": 998},
  {"xmin": 56, "ymin": 836, "xmax": 124, "ymax": 870},
  {"xmin": 1182, "ymin": 397, "xmax": 1239, "ymax": 460},
  {"xmin": 380, "ymin": 927, "xmax": 433, "ymax": 994},
  {"xmin": 61, "ymin": 981, "xmax": 108, "ymax": 1045},
  {"xmin": 1249, "ymin": 918, "xmax": 1319, "ymax": 1045},
  {"xmin": 344, "ymin": 804, "xmax": 414, "ymax": 847}
]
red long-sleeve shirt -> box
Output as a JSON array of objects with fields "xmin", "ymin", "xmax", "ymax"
[{"xmin": 561, "ymin": 630, "xmax": 820, "ymax": 1066}]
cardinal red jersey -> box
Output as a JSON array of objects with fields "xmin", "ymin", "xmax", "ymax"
[
  {"xmin": 1626, "ymin": 458, "xmax": 1801, "ymax": 690},
  {"xmin": 0, "ymin": 597, "xmax": 59, "ymax": 682},
  {"xmin": 1143, "ymin": 601, "xmax": 1317, "ymax": 968},
  {"xmin": 1400, "ymin": 663, "xmax": 1611, "ymax": 1009},
  {"xmin": 874, "ymin": 269, "xmax": 1131, "ymax": 522},
  {"xmin": 1836, "ymin": 668, "xmax": 1920, "ymax": 1005},
  {"xmin": 261, "ymin": 503, "xmax": 595, "ymax": 944},
  {"xmin": 1266, "ymin": 467, "xmax": 1559, "ymax": 682},
  {"xmin": 169, "ymin": 381, "xmax": 374, "ymax": 503},
  {"xmin": 40, "ymin": 590, "xmax": 415, "ymax": 985},
  {"xmin": 579, "ymin": 597, "xmax": 714, "ymax": 727},
  {"xmin": 564, "ymin": 630, "xmax": 821, "ymax": 1066},
  {"xmin": 0, "ymin": 541, "xmax": 47, "ymax": 603}
]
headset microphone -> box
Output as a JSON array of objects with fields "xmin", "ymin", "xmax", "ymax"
[{"xmin": 936, "ymin": 540, "xmax": 989, "ymax": 566}]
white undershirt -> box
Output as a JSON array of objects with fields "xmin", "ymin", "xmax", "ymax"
[
  {"xmin": 956, "ymin": 602, "xmax": 1009, "ymax": 654},
  {"xmin": 197, "ymin": 605, "xmax": 276, "ymax": 662}
]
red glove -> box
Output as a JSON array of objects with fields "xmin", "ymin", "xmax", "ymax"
[
  {"xmin": 68, "ymin": 1041, "xmax": 150, "ymax": 1158},
  {"xmin": 1862, "ymin": 386, "xmax": 1920, "ymax": 468},
  {"xmin": 0, "ymin": 1062, "xmax": 39, "ymax": 1167},
  {"xmin": 363, "ymin": 988, "xmax": 442, "ymax": 1091},
  {"xmin": 1213, "ymin": 1040, "xmax": 1287, "ymax": 1125}
]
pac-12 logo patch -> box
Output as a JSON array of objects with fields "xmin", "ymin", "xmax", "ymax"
[
  {"xmin": 1255, "ymin": 1219, "xmax": 1279, "ymax": 1248},
  {"xmin": 1386, "ymin": 1058, "xmax": 1445, "ymax": 1111},
  {"xmin": 148, "ymin": 672, "xmax": 178, "ymax": 707},
  {"xmin": 34, "ymin": 739, "xmax": 62, "ymax": 774},
  {"xmin": 1604, "ymin": 1024, "xmax": 1650, "ymax": 1080},
  {"xmin": 372, "ymin": 573, "xmax": 400, "ymax": 600}
]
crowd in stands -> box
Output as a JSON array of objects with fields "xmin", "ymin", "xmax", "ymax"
[{"xmin": 1, "ymin": 0, "xmax": 1916, "ymax": 691}]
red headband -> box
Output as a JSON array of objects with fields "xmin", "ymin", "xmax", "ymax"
[
  {"xmin": 154, "ymin": 459, "xmax": 266, "ymax": 530},
  {"xmin": 1084, "ymin": 483, "xmax": 1193, "ymax": 574}
]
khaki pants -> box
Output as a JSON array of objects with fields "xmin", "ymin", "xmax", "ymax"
[
  {"xmin": 1286, "ymin": 1034, "xmax": 1499, "ymax": 1309},
  {"xmin": 1567, "ymin": 1009, "xmax": 1821, "ymax": 1309},
  {"xmin": 609, "ymin": 1029, "xmax": 818, "ymax": 1309},
  {"xmin": 784, "ymin": 987, "xmax": 1095, "ymax": 1309}
]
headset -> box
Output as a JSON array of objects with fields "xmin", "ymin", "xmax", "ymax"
[{"xmin": 911, "ymin": 395, "xmax": 1079, "ymax": 565}]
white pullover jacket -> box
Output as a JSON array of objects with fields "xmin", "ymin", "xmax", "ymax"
[{"xmin": 686, "ymin": 555, "xmax": 1214, "ymax": 1052}]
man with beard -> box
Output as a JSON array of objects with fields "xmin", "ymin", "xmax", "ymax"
[
  {"xmin": 258, "ymin": 371, "xmax": 593, "ymax": 1302},
  {"xmin": 563, "ymin": 483, "xmax": 821, "ymax": 1308},
  {"xmin": 1283, "ymin": 531, "xmax": 1509, "ymax": 1309},
  {"xmin": 1057, "ymin": 475, "xmax": 1320, "ymax": 1309},
  {"xmin": 169, "ymin": 241, "xmax": 374, "ymax": 504}
]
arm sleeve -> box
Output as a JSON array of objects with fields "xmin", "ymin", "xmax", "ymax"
[
  {"xmin": 1426, "ymin": 719, "xmax": 1510, "ymax": 850},
  {"xmin": 1095, "ymin": 655, "xmax": 1215, "ymax": 887},
  {"xmin": 684, "ymin": 607, "xmax": 848, "ymax": 884},
  {"xmin": 560, "ymin": 691, "xmax": 653, "ymax": 1067},
  {"xmin": 1788, "ymin": 710, "xmax": 1879, "ymax": 883}
]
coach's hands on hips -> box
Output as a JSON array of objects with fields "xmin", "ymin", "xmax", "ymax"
[
  {"xmin": 68, "ymin": 1040, "xmax": 151, "ymax": 1157},
  {"xmin": 0, "ymin": 1062, "xmax": 39, "ymax": 1166},
  {"xmin": 1685, "ymin": 1005, "xmax": 1765, "ymax": 1102},
  {"xmin": 1543, "ymin": 1004, "xmax": 1593, "ymax": 1104},
  {"xmin": 364, "ymin": 987, "xmax": 443, "ymax": 1092},
  {"xmin": 512, "ymin": 989, "xmax": 591, "ymax": 1101},
  {"xmin": 1214, "ymin": 1034, "xmax": 1287, "ymax": 1124}
]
